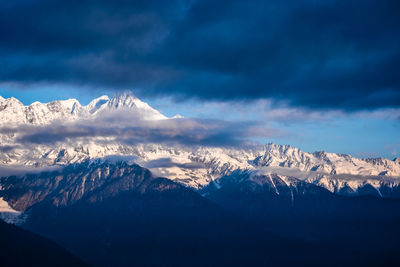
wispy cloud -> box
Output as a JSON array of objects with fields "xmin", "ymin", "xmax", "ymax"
[{"xmin": 163, "ymin": 98, "xmax": 400, "ymax": 125}]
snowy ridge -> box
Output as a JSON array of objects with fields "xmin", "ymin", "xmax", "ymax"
[
  {"xmin": 0, "ymin": 94, "xmax": 399, "ymax": 194},
  {"xmin": 205, "ymin": 168, "xmax": 400, "ymax": 200},
  {"xmin": 253, "ymin": 143, "xmax": 400, "ymax": 177},
  {"xmin": 0, "ymin": 141, "xmax": 398, "ymax": 191}
]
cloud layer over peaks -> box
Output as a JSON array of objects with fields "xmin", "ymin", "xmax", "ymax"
[{"xmin": 1, "ymin": 110, "xmax": 280, "ymax": 148}]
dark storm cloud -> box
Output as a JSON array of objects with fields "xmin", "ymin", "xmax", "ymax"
[{"xmin": 0, "ymin": 0, "xmax": 399, "ymax": 110}]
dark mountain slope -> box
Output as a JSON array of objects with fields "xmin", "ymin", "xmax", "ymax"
[
  {"xmin": 0, "ymin": 220, "xmax": 87, "ymax": 267},
  {"xmin": 24, "ymin": 181, "xmax": 377, "ymax": 267},
  {"xmin": 202, "ymin": 171, "xmax": 400, "ymax": 263}
]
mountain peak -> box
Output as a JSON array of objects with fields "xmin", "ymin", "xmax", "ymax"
[
  {"xmin": 264, "ymin": 143, "xmax": 297, "ymax": 153},
  {"xmin": 0, "ymin": 97, "xmax": 25, "ymax": 115},
  {"xmin": 105, "ymin": 91, "xmax": 167, "ymax": 120},
  {"xmin": 108, "ymin": 91, "xmax": 140, "ymax": 109},
  {"xmin": 4, "ymin": 96, "xmax": 23, "ymax": 106}
]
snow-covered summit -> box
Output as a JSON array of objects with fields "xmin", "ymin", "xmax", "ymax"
[
  {"xmin": 105, "ymin": 92, "xmax": 167, "ymax": 120},
  {"xmin": 0, "ymin": 91, "xmax": 167, "ymax": 125}
]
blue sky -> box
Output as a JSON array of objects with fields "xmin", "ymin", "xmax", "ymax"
[{"xmin": 0, "ymin": 0, "xmax": 399, "ymax": 159}]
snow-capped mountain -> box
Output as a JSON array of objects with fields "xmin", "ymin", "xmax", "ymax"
[
  {"xmin": 0, "ymin": 91, "xmax": 166, "ymax": 126},
  {"xmin": 0, "ymin": 93, "xmax": 399, "ymax": 195}
]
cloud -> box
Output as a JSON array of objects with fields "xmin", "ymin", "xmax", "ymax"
[
  {"xmin": 0, "ymin": 164, "xmax": 61, "ymax": 178},
  {"xmin": 169, "ymin": 98, "xmax": 400, "ymax": 125},
  {"xmin": 0, "ymin": 145, "xmax": 19, "ymax": 153},
  {"xmin": 0, "ymin": 110, "xmax": 281, "ymax": 148},
  {"xmin": 0, "ymin": 0, "xmax": 399, "ymax": 110},
  {"xmin": 142, "ymin": 158, "xmax": 205, "ymax": 170}
]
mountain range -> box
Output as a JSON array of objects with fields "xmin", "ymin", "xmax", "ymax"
[
  {"xmin": 1, "ymin": 93, "xmax": 400, "ymax": 266},
  {"xmin": 1, "ymin": 93, "xmax": 399, "ymax": 192}
]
